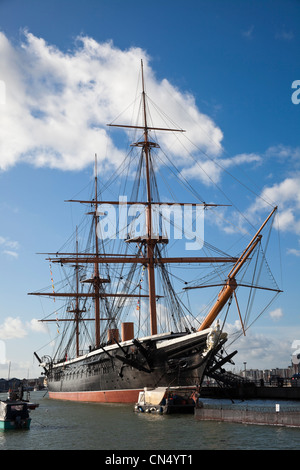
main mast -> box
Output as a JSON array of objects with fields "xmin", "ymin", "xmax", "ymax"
[{"xmin": 141, "ymin": 60, "xmax": 157, "ymax": 335}]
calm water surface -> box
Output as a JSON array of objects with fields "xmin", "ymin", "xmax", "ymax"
[{"xmin": 1, "ymin": 391, "xmax": 300, "ymax": 451}]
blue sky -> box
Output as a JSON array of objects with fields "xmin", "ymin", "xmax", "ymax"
[{"xmin": 0, "ymin": 0, "xmax": 299, "ymax": 378}]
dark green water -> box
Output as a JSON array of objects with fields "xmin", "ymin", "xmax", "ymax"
[{"xmin": 1, "ymin": 391, "xmax": 300, "ymax": 451}]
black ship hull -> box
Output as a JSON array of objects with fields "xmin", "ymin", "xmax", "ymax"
[{"xmin": 46, "ymin": 328, "xmax": 226, "ymax": 403}]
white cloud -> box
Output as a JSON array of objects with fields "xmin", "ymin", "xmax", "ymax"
[
  {"xmin": 242, "ymin": 25, "xmax": 254, "ymax": 39},
  {"xmin": 287, "ymin": 247, "xmax": 300, "ymax": 257},
  {"xmin": 0, "ymin": 31, "xmax": 223, "ymax": 173},
  {"xmin": 0, "ymin": 317, "xmax": 26, "ymax": 340},
  {"xmin": 287, "ymin": 237, "xmax": 300, "ymax": 257},
  {"xmin": 265, "ymin": 144, "xmax": 300, "ymax": 163},
  {"xmin": 2, "ymin": 250, "xmax": 18, "ymax": 258},
  {"xmin": 0, "ymin": 236, "xmax": 19, "ymax": 258},
  {"xmin": 247, "ymin": 174, "xmax": 300, "ymax": 235},
  {"xmin": 226, "ymin": 322, "xmax": 292, "ymax": 369},
  {"xmin": 28, "ymin": 318, "xmax": 48, "ymax": 333},
  {"xmin": 269, "ymin": 307, "xmax": 283, "ymax": 321},
  {"xmin": 181, "ymin": 159, "xmax": 221, "ymax": 186},
  {"xmin": 276, "ymin": 30, "xmax": 294, "ymax": 41},
  {"xmin": 181, "ymin": 152, "xmax": 261, "ymax": 186},
  {"xmin": 0, "ymin": 236, "xmax": 19, "ymax": 250},
  {"xmin": 0, "ymin": 316, "xmax": 49, "ymax": 340}
]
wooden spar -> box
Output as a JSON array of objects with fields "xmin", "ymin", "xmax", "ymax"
[
  {"xmin": 185, "ymin": 283, "xmax": 282, "ymax": 293},
  {"xmin": 65, "ymin": 200, "xmax": 230, "ymax": 207},
  {"xmin": 28, "ymin": 293, "xmax": 155, "ymax": 298},
  {"xmin": 48, "ymin": 256, "xmax": 238, "ymax": 264},
  {"xmin": 197, "ymin": 206, "xmax": 278, "ymax": 332},
  {"xmin": 197, "ymin": 278, "xmax": 238, "ymax": 332},
  {"xmin": 39, "ymin": 318, "xmax": 110, "ymax": 322},
  {"xmin": 107, "ymin": 124, "xmax": 185, "ymax": 132}
]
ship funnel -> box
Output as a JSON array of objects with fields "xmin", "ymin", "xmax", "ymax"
[
  {"xmin": 107, "ymin": 328, "xmax": 119, "ymax": 344},
  {"xmin": 121, "ymin": 322, "xmax": 134, "ymax": 342}
]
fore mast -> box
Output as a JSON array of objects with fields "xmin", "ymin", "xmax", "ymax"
[{"xmin": 93, "ymin": 155, "xmax": 101, "ymax": 347}]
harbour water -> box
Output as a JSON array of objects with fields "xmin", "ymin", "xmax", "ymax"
[{"xmin": 1, "ymin": 391, "xmax": 300, "ymax": 452}]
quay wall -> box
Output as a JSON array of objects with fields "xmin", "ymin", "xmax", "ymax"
[{"xmin": 195, "ymin": 407, "xmax": 300, "ymax": 427}]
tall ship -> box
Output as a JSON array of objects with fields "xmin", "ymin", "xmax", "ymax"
[{"xmin": 30, "ymin": 62, "xmax": 281, "ymax": 402}]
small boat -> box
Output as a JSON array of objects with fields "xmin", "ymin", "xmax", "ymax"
[
  {"xmin": 0, "ymin": 400, "xmax": 32, "ymax": 430},
  {"xmin": 0, "ymin": 387, "xmax": 39, "ymax": 431},
  {"xmin": 134, "ymin": 386, "xmax": 199, "ymax": 414}
]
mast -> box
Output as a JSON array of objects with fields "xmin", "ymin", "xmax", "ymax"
[
  {"xmin": 140, "ymin": 59, "xmax": 158, "ymax": 335},
  {"xmin": 75, "ymin": 228, "xmax": 80, "ymax": 355},
  {"xmin": 64, "ymin": 227, "xmax": 86, "ymax": 357},
  {"xmin": 93, "ymin": 154, "xmax": 101, "ymax": 347}
]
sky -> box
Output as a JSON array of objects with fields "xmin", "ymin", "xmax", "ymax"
[{"xmin": 0, "ymin": 0, "xmax": 299, "ymax": 379}]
